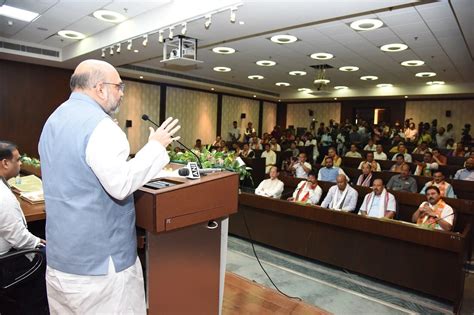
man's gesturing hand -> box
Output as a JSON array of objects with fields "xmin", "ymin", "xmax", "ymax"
[{"xmin": 148, "ymin": 117, "xmax": 181, "ymax": 147}]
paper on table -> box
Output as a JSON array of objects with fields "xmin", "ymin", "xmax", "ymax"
[{"xmin": 8, "ymin": 175, "xmax": 43, "ymax": 192}]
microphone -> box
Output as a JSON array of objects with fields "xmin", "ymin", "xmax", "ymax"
[
  {"xmin": 142, "ymin": 114, "xmax": 203, "ymax": 169},
  {"xmin": 427, "ymin": 212, "xmax": 455, "ymax": 227},
  {"xmin": 178, "ymin": 167, "xmax": 224, "ymax": 177}
]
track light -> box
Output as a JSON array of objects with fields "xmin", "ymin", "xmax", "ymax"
[
  {"xmin": 204, "ymin": 14, "xmax": 212, "ymax": 29},
  {"xmin": 168, "ymin": 26, "xmax": 174, "ymax": 39},
  {"xmin": 109, "ymin": 46, "xmax": 114, "ymax": 56},
  {"xmin": 158, "ymin": 30, "xmax": 164, "ymax": 43},
  {"xmin": 127, "ymin": 40, "xmax": 132, "ymax": 51},
  {"xmin": 230, "ymin": 7, "xmax": 237, "ymax": 23},
  {"xmin": 101, "ymin": 48, "xmax": 105, "ymax": 58},
  {"xmin": 116, "ymin": 43, "xmax": 121, "ymax": 54},
  {"xmin": 181, "ymin": 22, "xmax": 187, "ymax": 35},
  {"xmin": 142, "ymin": 34, "xmax": 148, "ymax": 47}
]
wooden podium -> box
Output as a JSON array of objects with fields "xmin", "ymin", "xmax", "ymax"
[{"xmin": 134, "ymin": 164, "xmax": 239, "ymax": 315}]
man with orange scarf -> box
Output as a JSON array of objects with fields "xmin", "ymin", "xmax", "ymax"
[
  {"xmin": 288, "ymin": 171, "xmax": 322, "ymax": 205},
  {"xmin": 420, "ymin": 171, "xmax": 456, "ymax": 198},
  {"xmin": 412, "ymin": 186, "xmax": 454, "ymax": 231}
]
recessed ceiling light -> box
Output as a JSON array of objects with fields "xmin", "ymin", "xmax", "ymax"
[
  {"xmin": 339, "ymin": 66, "xmax": 359, "ymax": 72},
  {"xmin": 248, "ymin": 75, "xmax": 264, "ymax": 80},
  {"xmin": 289, "ymin": 70, "xmax": 307, "ymax": 76},
  {"xmin": 253, "ymin": 95, "xmax": 257, "ymax": 98},
  {"xmin": 298, "ymin": 88, "xmax": 312, "ymax": 92},
  {"xmin": 334, "ymin": 86, "xmax": 348, "ymax": 90},
  {"xmin": 376, "ymin": 83, "xmax": 393, "ymax": 88},
  {"xmin": 139, "ymin": 76, "xmax": 144, "ymax": 79},
  {"xmin": 415, "ymin": 72, "xmax": 436, "ymax": 78},
  {"xmin": 58, "ymin": 30, "xmax": 86, "ymax": 40},
  {"xmin": 0, "ymin": 5, "xmax": 39, "ymax": 22},
  {"xmin": 380, "ymin": 43, "xmax": 408, "ymax": 52},
  {"xmin": 93, "ymin": 10, "xmax": 126, "ymax": 23},
  {"xmin": 270, "ymin": 34, "xmax": 298, "ymax": 44},
  {"xmin": 212, "ymin": 47, "xmax": 236, "ymax": 54},
  {"xmin": 334, "ymin": 98, "xmax": 338, "ymax": 100},
  {"xmin": 239, "ymin": 21, "xmax": 245, "ymax": 25},
  {"xmin": 401, "ymin": 60, "xmax": 425, "ymax": 67},
  {"xmin": 350, "ymin": 18, "xmax": 383, "ymax": 31},
  {"xmin": 426, "ymin": 81, "xmax": 445, "ymax": 85},
  {"xmin": 404, "ymin": 96, "xmax": 408, "ymax": 98},
  {"xmin": 310, "ymin": 52, "xmax": 334, "ymax": 60},
  {"xmin": 275, "ymin": 82, "xmax": 291, "ymax": 87},
  {"xmin": 211, "ymin": 87, "xmax": 215, "ymax": 91},
  {"xmin": 213, "ymin": 66, "xmax": 232, "ymax": 72},
  {"xmin": 256, "ymin": 60, "xmax": 276, "ymax": 66},
  {"xmin": 360, "ymin": 75, "xmax": 378, "ymax": 81},
  {"xmin": 314, "ymin": 79, "xmax": 330, "ymax": 84},
  {"xmin": 134, "ymin": 49, "xmax": 139, "ymax": 53}
]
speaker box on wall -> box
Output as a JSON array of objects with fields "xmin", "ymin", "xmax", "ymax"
[
  {"xmin": 125, "ymin": 120, "xmax": 132, "ymax": 128},
  {"xmin": 446, "ymin": 110, "xmax": 451, "ymax": 117},
  {"xmin": 240, "ymin": 113, "xmax": 246, "ymax": 119}
]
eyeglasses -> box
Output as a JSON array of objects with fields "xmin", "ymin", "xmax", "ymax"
[{"xmin": 102, "ymin": 82, "xmax": 125, "ymax": 92}]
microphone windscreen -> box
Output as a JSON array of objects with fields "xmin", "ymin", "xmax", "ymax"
[
  {"xmin": 141, "ymin": 114, "xmax": 149, "ymax": 121},
  {"xmin": 178, "ymin": 168, "xmax": 190, "ymax": 176}
]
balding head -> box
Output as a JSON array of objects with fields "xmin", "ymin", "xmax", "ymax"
[{"xmin": 336, "ymin": 174, "xmax": 347, "ymax": 191}]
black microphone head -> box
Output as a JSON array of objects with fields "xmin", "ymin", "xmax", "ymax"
[
  {"xmin": 178, "ymin": 168, "xmax": 190, "ymax": 176},
  {"xmin": 141, "ymin": 114, "xmax": 149, "ymax": 121}
]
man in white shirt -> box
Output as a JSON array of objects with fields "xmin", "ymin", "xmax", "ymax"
[
  {"xmin": 255, "ymin": 166, "xmax": 284, "ymax": 199},
  {"xmin": 0, "ymin": 141, "xmax": 48, "ymax": 314},
  {"xmin": 391, "ymin": 143, "xmax": 412, "ymax": 163},
  {"xmin": 288, "ymin": 171, "xmax": 322, "ymax": 205},
  {"xmin": 374, "ymin": 144, "xmax": 388, "ymax": 160},
  {"xmin": 414, "ymin": 151, "xmax": 439, "ymax": 177},
  {"xmin": 228, "ymin": 120, "xmax": 241, "ymax": 142},
  {"xmin": 289, "ymin": 152, "xmax": 312, "ymax": 179},
  {"xmin": 261, "ymin": 143, "xmax": 277, "ymax": 174},
  {"xmin": 269, "ymin": 137, "xmax": 281, "ymax": 152},
  {"xmin": 321, "ymin": 175, "xmax": 358, "ymax": 211},
  {"xmin": 345, "ymin": 144, "xmax": 362, "ymax": 158},
  {"xmin": 412, "ymin": 186, "xmax": 454, "ymax": 231},
  {"xmin": 359, "ymin": 179, "xmax": 396, "ymax": 218},
  {"xmin": 358, "ymin": 152, "xmax": 381, "ymax": 172}
]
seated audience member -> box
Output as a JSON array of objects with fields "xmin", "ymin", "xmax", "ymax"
[
  {"xmin": 269, "ymin": 137, "xmax": 281, "ymax": 152},
  {"xmin": 261, "ymin": 143, "xmax": 276, "ymax": 174},
  {"xmin": 412, "ymin": 141, "xmax": 431, "ymax": 155},
  {"xmin": 414, "ymin": 151, "xmax": 438, "ymax": 176},
  {"xmin": 446, "ymin": 138, "xmax": 455, "ymax": 150},
  {"xmin": 232, "ymin": 143, "xmax": 242, "ymax": 156},
  {"xmin": 418, "ymin": 129, "xmax": 432, "ymax": 145},
  {"xmin": 404, "ymin": 122, "xmax": 418, "ymax": 143},
  {"xmin": 391, "ymin": 143, "xmax": 412, "ymax": 163},
  {"xmin": 389, "ymin": 137, "xmax": 403, "ymax": 152},
  {"xmin": 295, "ymin": 136, "xmax": 304, "ymax": 146},
  {"xmin": 363, "ymin": 138, "xmax": 377, "ymax": 151},
  {"xmin": 290, "ymin": 153, "xmax": 312, "ymax": 179},
  {"xmin": 358, "ymin": 152, "xmax": 381, "ymax": 172},
  {"xmin": 212, "ymin": 136, "xmax": 223, "ymax": 147},
  {"xmin": 305, "ymin": 134, "xmax": 319, "ymax": 161},
  {"xmin": 390, "ymin": 154, "xmax": 406, "ymax": 173},
  {"xmin": 173, "ymin": 146, "xmax": 183, "ymax": 154},
  {"xmin": 249, "ymin": 136, "xmax": 262, "ymax": 151},
  {"xmin": 0, "ymin": 141, "xmax": 48, "ymax": 314},
  {"xmin": 321, "ymin": 147, "xmax": 342, "ymax": 167},
  {"xmin": 321, "ymin": 175, "xmax": 358, "ymax": 211},
  {"xmin": 255, "ymin": 166, "xmax": 284, "ymax": 199},
  {"xmin": 454, "ymin": 157, "xmax": 474, "ymax": 181},
  {"xmin": 317, "ymin": 156, "xmax": 348, "ymax": 183},
  {"xmin": 374, "ymin": 144, "xmax": 388, "ymax": 160},
  {"xmin": 412, "ymin": 186, "xmax": 454, "ymax": 231},
  {"xmin": 359, "ymin": 179, "xmax": 397, "ymax": 218},
  {"xmin": 288, "ymin": 171, "xmax": 322, "ymax": 205},
  {"xmin": 435, "ymin": 127, "xmax": 449, "ymax": 148},
  {"xmin": 345, "ymin": 144, "xmax": 362, "ymax": 158},
  {"xmin": 387, "ymin": 164, "xmax": 418, "ymax": 193},
  {"xmin": 356, "ymin": 163, "xmax": 374, "ymax": 187},
  {"xmin": 450, "ymin": 142, "xmax": 466, "ymax": 157},
  {"xmin": 431, "ymin": 148, "xmax": 447, "ymax": 166},
  {"xmin": 421, "ymin": 171, "xmax": 456, "ymax": 198},
  {"xmin": 285, "ymin": 141, "xmax": 299, "ymax": 158},
  {"xmin": 241, "ymin": 143, "xmax": 255, "ymax": 158},
  {"xmin": 194, "ymin": 139, "xmax": 203, "ymax": 151}
]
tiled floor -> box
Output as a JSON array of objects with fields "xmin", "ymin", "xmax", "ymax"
[{"xmin": 226, "ymin": 236, "xmax": 474, "ymax": 315}]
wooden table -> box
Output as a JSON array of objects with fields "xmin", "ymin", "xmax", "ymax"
[{"xmin": 17, "ymin": 195, "xmax": 45, "ymax": 222}]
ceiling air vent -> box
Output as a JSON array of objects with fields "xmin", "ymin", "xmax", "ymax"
[{"xmin": 0, "ymin": 40, "xmax": 60, "ymax": 58}]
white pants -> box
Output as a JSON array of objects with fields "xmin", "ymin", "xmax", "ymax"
[{"xmin": 46, "ymin": 257, "xmax": 146, "ymax": 315}]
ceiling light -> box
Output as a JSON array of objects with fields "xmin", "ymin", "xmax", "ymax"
[
  {"xmin": 211, "ymin": 87, "xmax": 215, "ymax": 91},
  {"xmin": 270, "ymin": 34, "xmax": 298, "ymax": 44},
  {"xmin": 404, "ymin": 96, "xmax": 408, "ymax": 98},
  {"xmin": 212, "ymin": 47, "xmax": 236, "ymax": 54},
  {"xmin": 181, "ymin": 22, "xmax": 187, "ymax": 35},
  {"xmin": 239, "ymin": 21, "xmax": 245, "ymax": 25},
  {"xmin": 205, "ymin": 14, "xmax": 212, "ymax": 29},
  {"xmin": 253, "ymin": 95, "xmax": 257, "ymax": 98},
  {"xmin": 101, "ymin": 48, "xmax": 105, "ymax": 58},
  {"xmin": 339, "ymin": 66, "xmax": 359, "ymax": 72},
  {"xmin": 426, "ymin": 81, "xmax": 445, "ymax": 85},
  {"xmin": 109, "ymin": 46, "xmax": 114, "ymax": 56},
  {"xmin": 256, "ymin": 60, "xmax": 276, "ymax": 66},
  {"xmin": 213, "ymin": 66, "xmax": 231, "ymax": 72},
  {"xmin": 58, "ymin": 30, "xmax": 86, "ymax": 40},
  {"xmin": 275, "ymin": 82, "xmax": 290, "ymax": 87},
  {"xmin": 376, "ymin": 83, "xmax": 393, "ymax": 88},
  {"xmin": 140, "ymin": 76, "xmax": 144, "ymax": 79},
  {"xmin": 116, "ymin": 43, "xmax": 121, "ymax": 54},
  {"xmin": 380, "ymin": 43, "xmax": 408, "ymax": 52},
  {"xmin": 158, "ymin": 31, "xmax": 164, "ymax": 43},
  {"xmin": 334, "ymin": 86, "xmax": 348, "ymax": 89},
  {"xmin": 142, "ymin": 34, "xmax": 148, "ymax": 47},
  {"xmin": 289, "ymin": 70, "xmax": 306, "ymax": 76},
  {"xmin": 230, "ymin": 7, "xmax": 237, "ymax": 23},
  {"xmin": 334, "ymin": 98, "xmax": 338, "ymax": 100},
  {"xmin": 0, "ymin": 5, "xmax": 39, "ymax": 22},
  {"xmin": 134, "ymin": 49, "xmax": 139, "ymax": 53},
  {"xmin": 314, "ymin": 79, "xmax": 330, "ymax": 84},
  {"xmin": 360, "ymin": 75, "xmax": 378, "ymax": 81},
  {"xmin": 350, "ymin": 18, "xmax": 383, "ymax": 31},
  {"xmin": 415, "ymin": 72, "xmax": 436, "ymax": 78},
  {"xmin": 298, "ymin": 88, "xmax": 312, "ymax": 92},
  {"xmin": 401, "ymin": 60, "xmax": 425, "ymax": 67},
  {"xmin": 92, "ymin": 10, "xmax": 126, "ymax": 23},
  {"xmin": 310, "ymin": 52, "xmax": 334, "ymax": 60},
  {"xmin": 168, "ymin": 27, "xmax": 174, "ymax": 39},
  {"xmin": 127, "ymin": 40, "xmax": 132, "ymax": 50},
  {"xmin": 248, "ymin": 75, "xmax": 264, "ymax": 80}
]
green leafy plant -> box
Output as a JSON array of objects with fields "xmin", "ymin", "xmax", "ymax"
[{"xmin": 20, "ymin": 154, "xmax": 40, "ymax": 168}]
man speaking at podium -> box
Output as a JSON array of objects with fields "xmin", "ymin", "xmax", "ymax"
[{"xmin": 39, "ymin": 59, "xmax": 180, "ymax": 314}]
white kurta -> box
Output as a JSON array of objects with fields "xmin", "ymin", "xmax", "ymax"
[
  {"xmin": 255, "ymin": 178, "xmax": 284, "ymax": 198},
  {"xmin": 261, "ymin": 150, "xmax": 277, "ymax": 174},
  {"xmin": 292, "ymin": 180, "xmax": 323, "ymax": 205}
]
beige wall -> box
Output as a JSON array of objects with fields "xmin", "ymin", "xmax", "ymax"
[
  {"xmin": 262, "ymin": 102, "xmax": 277, "ymax": 134},
  {"xmin": 222, "ymin": 95, "xmax": 259, "ymax": 141},
  {"xmin": 114, "ymin": 80, "xmax": 160, "ymax": 154},
  {"xmin": 287, "ymin": 102, "xmax": 341, "ymax": 129},
  {"xmin": 405, "ymin": 99, "xmax": 474, "ymax": 142}
]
